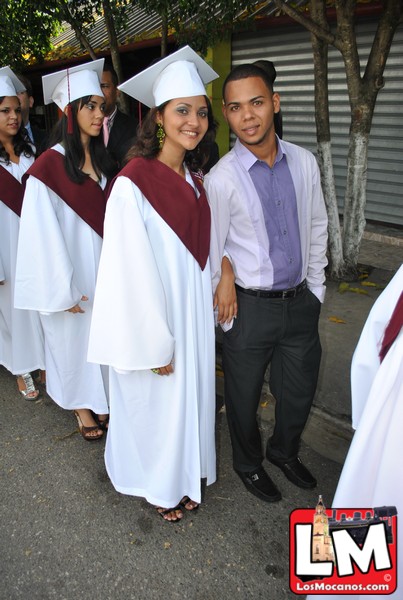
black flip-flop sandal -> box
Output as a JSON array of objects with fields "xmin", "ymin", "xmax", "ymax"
[
  {"xmin": 96, "ymin": 414, "xmax": 109, "ymax": 431},
  {"xmin": 179, "ymin": 496, "xmax": 199, "ymax": 511},
  {"xmin": 156, "ymin": 505, "xmax": 183, "ymax": 522}
]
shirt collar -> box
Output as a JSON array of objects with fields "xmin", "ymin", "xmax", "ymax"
[
  {"xmin": 107, "ymin": 105, "xmax": 118, "ymax": 126},
  {"xmin": 234, "ymin": 135, "xmax": 285, "ymax": 171},
  {"xmin": 25, "ymin": 121, "xmax": 34, "ymax": 143}
]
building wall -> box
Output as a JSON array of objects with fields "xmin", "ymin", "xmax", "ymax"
[{"xmin": 232, "ymin": 19, "xmax": 403, "ymax": 226}]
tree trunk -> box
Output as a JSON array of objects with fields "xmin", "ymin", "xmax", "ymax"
[
  {"xmin": 337, "ymin": 0, "xmax": 402, "ymax": 277},
  {"xmin": 310, "ymin": 0, "xmax": 345, "ymax": 280},
  {"xmin": 102, "ymin": 0, "xmax": 130, "ymax": 114},
  {"xmin": 62, "ymin": 6, "xmax": 97, "ymax": 60},
  {"xmin": 317, "ymin": 141, "xmax": 346, "ymax": 278},
  {"xmin": 342, "ymin": 130, "xmax": 370, "ymax": 275},
  {"xmin": 275, "ymin": 0, "xmax": 402, "ymax": 280},
  {"xmin": 335, "ymin": 1, "xmax": 374, "ymax": 279},
  {"xmin": 160, "ymin": 9, "xmax": 168, "ymax": 57}
]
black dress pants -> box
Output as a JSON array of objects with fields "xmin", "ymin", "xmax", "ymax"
[{"xmin": 222, "ymin": 286, "xmax": 322, "ymax": 472}]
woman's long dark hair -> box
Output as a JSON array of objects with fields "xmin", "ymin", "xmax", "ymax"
[
  {"xmin": 0, "ymin": 96, "xmax": 34, "ymax": 164},
  {"xmin": 47, "ymin": 95, "xmax": 117, "ymax": 184},
  {"xmin": 126, "ymin": 96, "xmax": 218, "ymax": 172}
]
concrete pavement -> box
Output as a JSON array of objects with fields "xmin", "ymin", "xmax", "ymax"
[{"xmin": 0, "ymin": 366, "xmax": 341, "ymax": 600}]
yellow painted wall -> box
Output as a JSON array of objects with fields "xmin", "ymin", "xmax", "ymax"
[{"xmin": 206, "ymin": 42, "xmax": 232, "ymax": 159}]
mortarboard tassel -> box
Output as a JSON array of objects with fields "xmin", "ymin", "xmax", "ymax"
[
  {"xmin": 66, "ymin": 67, "xmax": 73, "ymax": 135},
  {"xmin": 67, "ymin": 104, "xmax": 74, "ymax": 134}
]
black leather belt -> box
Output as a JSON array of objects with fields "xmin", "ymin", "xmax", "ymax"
[{"xmin": 235, "ymin": 280, "xmax": 307, "ymax": 299}]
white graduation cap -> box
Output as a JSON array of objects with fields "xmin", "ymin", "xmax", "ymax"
[
  {"xmin": 0, "ymin": 66, "xmax": 26, "ymax": 97},
  {"xmin": 42, "ymin": 58, "xmax": 104, "ymax": 110},
  {"xmin": 118, "ymin": 46, "xmax": 219, "ymax": 108}
]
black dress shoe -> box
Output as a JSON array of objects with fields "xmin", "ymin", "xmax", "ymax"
[
  {"xmin": 266, "ymin": 455, "xmax": 317, "ymax": 489},
  {"xmin": 235, "ymin": 466, "xmax": 282, "ymax": 502}
]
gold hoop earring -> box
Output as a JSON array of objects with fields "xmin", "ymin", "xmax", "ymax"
[{"xmin": 156, "ymin": 122, "xmax": 165, "ymax": 149}]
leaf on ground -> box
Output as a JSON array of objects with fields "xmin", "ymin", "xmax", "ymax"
[
  {"xmin": 338, "ymin": 282, "xmax": 350, "ymax": 294},
  {"xmin": 348, "ymin": 287, "xmax": 369, "ymax": 295},
  {"xmin": 328, "ymin": 316, "xmax": 346, "ymax": 324},
  {"xmin": 260, "ymin": 400, "xmax": 269, "ymax": 408},
  {"xmin": 358, "ymin": 272, "xmax": 369, "ymax": 280},
  {"xmin": 360, "ymin": 280, "xmax": 378, "ymax": 287}
]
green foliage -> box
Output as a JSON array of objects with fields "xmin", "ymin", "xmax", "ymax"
[
  {"xmin": 182, "ymin": 0, "xmax": 259, "ymax": 55},
  {"xmin": 0, "ymin": 0, "xmax": 132, "ymax": 68},
  {"xmin": 0, "ymin": 0, "xmax": 61, "ymax": 68},
  {"xmin": 2, "ymin": 0, "xmax": 266, "ymax": 66},
  {"xmin": 136, "ymin": 0, "xmax": 259, "ymax": 55}
]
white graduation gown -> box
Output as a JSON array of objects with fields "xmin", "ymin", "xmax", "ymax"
[
  {"xmin": 351, "ymin": 264, "xmax": 403, "ymax": 429},
  {"xmin": 14, "ymin": 145, "xmax": 108, "ymax": 413},
  {"xmin": 0, "ymin": 156, "xmax": 44, "ymax": 374},
  {"xmin": 307, "ymin": 265, "xmax": 403, "ymax": 600},
  {"xmin": 0, "ymin": 255, "xmax": 4, "ymax": 281},
  {"xmin": 88, "ymin": 173, "xmax": 216, "ymax": 508}
]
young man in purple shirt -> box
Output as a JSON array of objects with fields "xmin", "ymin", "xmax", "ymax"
[{"xmin": 205, "ymin": 63, "xmax": 328, "ymax": 502}]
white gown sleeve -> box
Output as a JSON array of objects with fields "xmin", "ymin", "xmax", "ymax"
[
  {"xmin": 88, "ymin": 176, "xmax": 175, "ymax": 372},
  {"xmin": 14, "ymin": 177, "xmax": 82, "ymax": 312}
]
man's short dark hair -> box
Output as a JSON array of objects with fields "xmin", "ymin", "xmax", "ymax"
[
  {"xmin": 103, "ymin": 63, "xmax": 118, "ymax": 87},
  {"xmin": 222, "ymin": 64, "xmax": 274, "ymax": 101},
  {"xmin": 16, "ymin": 74, "xmax": 33, "ymax": 97},
  {"xmin": 253, "ymin": 60, "xmax": 277, "ymax": 85}
]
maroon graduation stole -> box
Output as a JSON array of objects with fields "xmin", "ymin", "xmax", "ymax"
[
  {"xmin": 0, "ymin": 166, "xmax": 24, "ymax": 216},
  {"xmin": 117, "ymin": 157, "xmax": 210, "ymax": 270},
  {"xmin": 23, "ymin": 149, "xmax": 107, "ymax": 238},
  {"xmin": 379, "ymin": 291, "xmax": 403, "ymax": 362}
]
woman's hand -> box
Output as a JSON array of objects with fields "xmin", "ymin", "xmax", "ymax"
[
  {"xmin": 214, "ymin": 257, "xmax": 238, "ymax": 324},
  {"xmin": 151, "ymin": 362, "xmax": 174, "ymax": 376},
  {"xmin": 66, "ymin": 296, "xmax": 88, "ymax": 313}
]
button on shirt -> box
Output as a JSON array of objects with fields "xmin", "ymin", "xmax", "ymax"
[
  {"xmin": 205, "ymin": 137, "xmax": 328, "ymax": 302},
  {"xmin": 248, "ymin": 143, "xmax": 302, "ymax": 290}
]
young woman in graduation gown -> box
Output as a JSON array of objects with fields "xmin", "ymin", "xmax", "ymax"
[
  {"xmin": 15, "ymin": 60, "xmax": 117, "ymax": 440},
  {"xmin": 88, "ymin": 47, "xmax": 219, "ymax": 521},
  {"xmin": 0, "ymin": 67, "xmax": 44, "ymax": 400}
]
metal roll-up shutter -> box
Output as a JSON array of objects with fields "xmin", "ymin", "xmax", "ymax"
[{"xmin": 232, "ymin": 19, "xmax": 403, "ymax": 226}]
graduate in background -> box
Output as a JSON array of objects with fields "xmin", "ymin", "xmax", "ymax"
[
  {"xmin": 88, "ymin": 46, "xmax": 218, "ymax": 522},
  {"xmin": 307, "ymin": 264, "xmax": 403, "ymax": 600},
  {"xmin": 100, "ymin": 63, "xmax": 138, "ymax": 168},
  {"xmin": 0, "ymin": 66, "xmax": 44, "ymax": 400},
  {"xmin": 16, "ymin": 74, "xmax": 47, "ymax": 154},
  {"xmin": 15, "ymin": 59, "xmax": 116, "ymax": 440}
]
